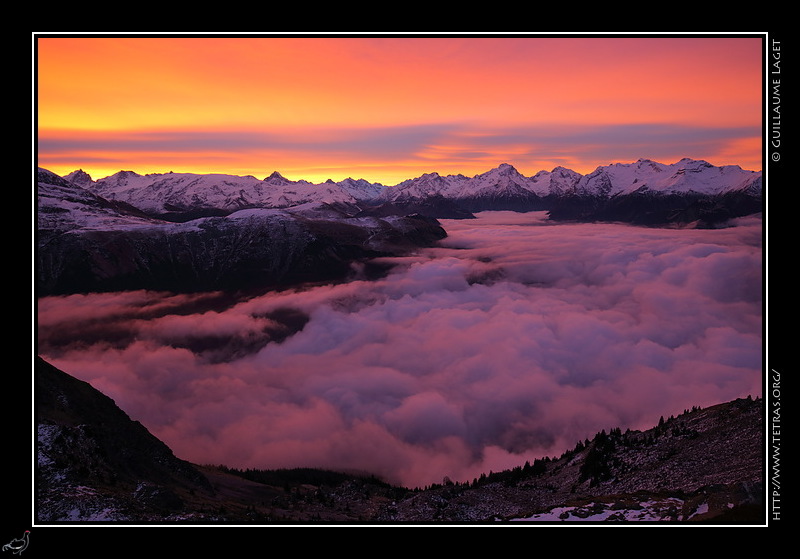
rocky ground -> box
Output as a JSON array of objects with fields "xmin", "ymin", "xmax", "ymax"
[{"xmin": 34, "ymin": 357, "xmax": 764, "ymax": 525}]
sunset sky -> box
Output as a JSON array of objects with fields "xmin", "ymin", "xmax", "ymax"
[{"xmin": 35, "ymin": 33, "xmax": 764, "ymax": 185}]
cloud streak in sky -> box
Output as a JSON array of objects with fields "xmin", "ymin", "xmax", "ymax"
[
  {"xmin": 37, "ymin": 123, "xmax": 463, "ymax": 179},
  {"xmin": 37, "ymin": 213, "xmax": 763, "ymax": 488},
  {"xmin": 38, "ymin": 121, "xmax": 761, "ymax": 184}
]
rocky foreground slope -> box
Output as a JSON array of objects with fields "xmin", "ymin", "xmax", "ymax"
[{"xmin": 35, "ymin": 357, "xmax": 764, "ymax": 524}]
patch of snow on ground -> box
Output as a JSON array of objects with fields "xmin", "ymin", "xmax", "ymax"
[
  {"xmin": 688, "ymin": 502, "xmax": 709, "ymax": 519},
  {"xmin": 510, "ymin": 498, "xmax": 688, "ymax": 522}
]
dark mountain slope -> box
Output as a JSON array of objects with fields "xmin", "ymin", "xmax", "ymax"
[
  {"xmin": 36, "ymin": 357, "xmax": 214, "ymax": 521},
  {"xmin": 34, "ymin": 358, "xmax": 764, "ymax": 524}
]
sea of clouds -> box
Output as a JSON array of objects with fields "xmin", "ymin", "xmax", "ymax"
[{"xmin": 37, "ymin": 211, "xmax": 763, "ymax": 489}]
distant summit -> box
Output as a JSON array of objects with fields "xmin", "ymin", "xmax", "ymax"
[
  {"xmin": 263, "ymin": 170, "xmax": 292, "ymax": 185},
  {"xmin": 63, "ymin": 168, "xmax": 93, "ymax": 187}
]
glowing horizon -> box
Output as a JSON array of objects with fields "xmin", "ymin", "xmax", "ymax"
[{"xmin": 36, "ymin": 35, "xmax": 764, "ymax": 185}]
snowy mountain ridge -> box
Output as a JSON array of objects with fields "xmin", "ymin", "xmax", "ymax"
[
  {"xmin": 382, "ymin": 157, "xmax": 761, "ymax": 202},
  {"xmin": 62, "ymin": 157, "xmax": 762, "ymax": 218},
  {"xmin": 573, "ymin": 158, "xmax": 762, "ymax": 198},
  {"xmin": 71, "ymin": 168, "xmax": 386, "ymax": 215}
]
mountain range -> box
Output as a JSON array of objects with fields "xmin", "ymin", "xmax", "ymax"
[{"xmin": 61, "ymin": 157, "xmax": 763, "ymax": 224}]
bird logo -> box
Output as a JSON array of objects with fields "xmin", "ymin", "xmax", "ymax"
[{"xmin": 2, "ymin": 531, "xmax": 29, "ymax": 555}]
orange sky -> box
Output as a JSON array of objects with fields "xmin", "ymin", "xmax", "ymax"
[{"xmin": 35, "ymin": 34, "xmax": 764, "ymax": 185}]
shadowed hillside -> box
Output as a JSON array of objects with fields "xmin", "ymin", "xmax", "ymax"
[{"xmin": 35, "ymin": 357, "xmax": 764, "ymax": 524}]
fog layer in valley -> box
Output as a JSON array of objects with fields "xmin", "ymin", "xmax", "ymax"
[{"xmin": 37, "ymin": 212, "xmax": 763, "ymax": 489}]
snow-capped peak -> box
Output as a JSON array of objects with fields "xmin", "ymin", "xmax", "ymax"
[
  {"xmin": 64, "ymin": 169, "xmax": 94, "ymax": 187},
  {"xmin": 263, "ymin": 171, "xmax": 292, "ymax": 185}
]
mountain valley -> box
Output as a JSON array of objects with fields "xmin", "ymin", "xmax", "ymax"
[{"xmin": 35, "ymin": 357, "xmax": 764, "ymax": 524}]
